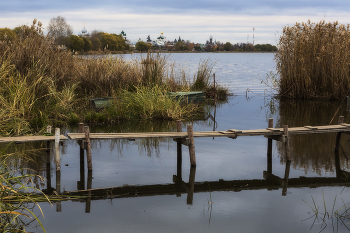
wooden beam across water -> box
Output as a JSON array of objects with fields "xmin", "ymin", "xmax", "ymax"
[
  {"xmin": 0, "ymin": 135, "xmax": 68, "ymax": 144},
  {"xmin": 67, "ymin": 124, "xmax": 350, "ymax": 140}
]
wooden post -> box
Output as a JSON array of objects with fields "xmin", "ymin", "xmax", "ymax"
[
  {"xmin": 187, "ymin": 167, "xmax": 196, "ymax": 205},
  {"xmin": 283, "ymin": 125, "xmax": 291, "ymax": 161},
  {"xmin": 46, "ymin": 125, "xmax": 52, "ymax": 153},
  {"xmin": 187, "ymin": 124, "xmax": 196, "ymax": 167},
  {"xmin": 85, "ymin": 126, "xmax": 92, "ymax": 171},
  {"xmin": 267, "ymin": 118, "xmax": 273, "ymax": 173},
  {"xmin": 176, "ymin": 120, "xmax": 182, "ymax": 180},
  {"xmin": 55, "ymin": 128, "xmax": 60, "ymax": 171},
  {"xmin": 335, "ymin": 116, "xmax": 344, "ymax": 153}
]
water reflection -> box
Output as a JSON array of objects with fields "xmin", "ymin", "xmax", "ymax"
[
  {"xmin": 60, "ymin": 141, "xmax": 349, "ymax": 214},
  {"xmin": 276, "ymin": 99, "xmax": 350, "ymax": 174}
]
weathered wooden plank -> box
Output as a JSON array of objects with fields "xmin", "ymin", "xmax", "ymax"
[
  {"xmin": 0, "ymin": 135, "xmax": 68, "ymax": 144},
  {"xmin": 66, "ymin": 124, "xmax": 350, "ymax": 141}
]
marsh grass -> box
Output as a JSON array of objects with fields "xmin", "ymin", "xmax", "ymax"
[
  {"xmin": 0, "ymin": 19, "xmax": 227, "ymax": 135},
  {"xmin": 109, "ymin": 85, "xmax": 201, "ymax": 120},
  {"xmin": 0, "ymin": 145, "xmax": 48, "ymax": 232},
  {"xmin": 276, "ymin": 20, "xmax": 350, "ymax": 99},
  {"xmin": 303, "ymin": 189, "xmax": 350, "ymax": 232}
]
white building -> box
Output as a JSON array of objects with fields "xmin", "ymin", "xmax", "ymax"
[{"xmin": 156, "ymin": 32, "xmax": 166, "ymax": 46}]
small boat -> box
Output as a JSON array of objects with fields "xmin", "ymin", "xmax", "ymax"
[
  {"xmin": 89, "ymin": 97, "xmax": 112, "ymax": 110},
  {"xmin": 169, "ymin": 91, "xmax": 205, "ymax": 104}
]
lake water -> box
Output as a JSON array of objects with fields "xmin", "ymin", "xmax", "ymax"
[{"xmin": 14, "ymin": 53, "xmax": 350, "ymax": 233}]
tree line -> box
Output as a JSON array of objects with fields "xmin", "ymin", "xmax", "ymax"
[{"xmin": 0, "ymin": 16, "xmax": 277, "ymax": 53}]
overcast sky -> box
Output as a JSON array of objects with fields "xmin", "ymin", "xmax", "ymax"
[{"xmin": 1, "ymin": 0, "xmax": 350, "ymax": 44}]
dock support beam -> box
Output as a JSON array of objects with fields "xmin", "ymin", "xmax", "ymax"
[
  {"xmin": 187, "ymin": 124, "xmax": 196, "ymax": 167},
  {"xmin": 283, "ymin": 125, "xmax": 291, "ymax": 161},
  {"xmin": 85, "ymin": 126, "xmax": 92, "ymax": 171},
  {"xmin": 335, "ymin": 116, "xmax": 344, "ymax": 153}
]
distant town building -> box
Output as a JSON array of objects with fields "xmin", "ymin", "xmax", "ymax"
[
  {"xmin": 120, "ymin": 30, "xmax": 127, "ymax": 40},
  {"xmin": 156, "ymin": 32, "xmax": 166, "ymax": 46},
  {"xmin": 79, "ymin": 24, "xmax": 89, "ymax": 37}
]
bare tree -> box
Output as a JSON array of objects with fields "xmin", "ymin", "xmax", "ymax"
[{"xmin": 47, "ymin": 16, "xmax": 73, "ymax": 45}]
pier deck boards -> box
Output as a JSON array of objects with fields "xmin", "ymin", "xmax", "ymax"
[
  {"xmin": 67, "ymin": 124, "xmax": 350, "ymax": 140},
  {"xmin": 0, "ymin": 135, "xmax": 68, "ymax": 144}
]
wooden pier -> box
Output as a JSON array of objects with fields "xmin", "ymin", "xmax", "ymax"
[
  {"xmin": 2, "ymin": 118, "xmax": 350, "ymax": 213},
  {"xmin": 67, "ymin": 116, "xmax": 350, "ymax": 167},
  {"xmin": 67, "ymin": 123, "xmax": 350, "ymax": 140}
]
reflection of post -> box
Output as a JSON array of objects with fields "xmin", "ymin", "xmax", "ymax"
[
  {"xmin": 56, "ymin": 170, "xmax": 62, "ymax": 212},
  {"xmin": 78, "ymin": 123, "xmax": 85, "ymax": 190},
  {"xmin": 55, "ymin": 128, "xmax": 61, "ymax": 171},
  {"xmin": 335, "ymin": 116, "xmax": 344, "ymax": 153},
  {"xmin": 267, "ymin": 118, "xmax": 273, "ymax": 173},
  {"xmin": 283, "ymin": 125, "xmax": 291, "ymax": 161},
  {"xmin": 187, "ymin": 125, "xmax": 196, "ymax": 167},
  {"xmin": 46, "ymin": 141, "xmax": 51, "ymax": 191},
  {"xmin": 282, "ymin": 160, "xmax": 291, "ymax": 196},
  {"xmin": 85, "ymin": 126, "xmax": 92, "ymax": 171},
  {"xmin": 335, "ymin": 148, "xmax": 341, "ymax": 178},
  {"xmin": 86, "ymin": 171, "xmax": 92, "ymax": 213},
  {"xmin": 176, "ymin": 121, "xmax": 182, "ymax": 180},
  {"xmin": 187, "ymin": 167, "xmax": 196, "ymax": 205}
]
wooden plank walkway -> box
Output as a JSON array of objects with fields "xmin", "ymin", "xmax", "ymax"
[
  {"xmin": 0, "ymin": 135, "xmax": 68, "ymax": 144},
  {"xmin": 67, "ymin": 124, "xmax": 350, "ymax": 140}
]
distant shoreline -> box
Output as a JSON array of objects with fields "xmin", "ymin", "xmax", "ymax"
[{"xmin": 81, "ymin": 50, "xmax": 277, "ymax": 55}]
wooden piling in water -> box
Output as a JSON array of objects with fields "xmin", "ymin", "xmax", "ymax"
[
  {"xmin": 283, "ymin": 125, "xmax": 291, "ymax": 161},
  {"xmin": 335, "ymin": 116, "xmax": 344, "ymax": 153},
  {"xmin": 85, "ymin": 126, "xmax": 92, "ymax": 171},
  {"xmin": 55, "ymin": 128, "xmax": 60, "ymax": 171},
  {"xmin": 187, "ymin": 124, "xmax": 196, "ymax": 167},
  {"xmin": 267, "ymin": 118, "xmax": 273, "ymax": 173}
]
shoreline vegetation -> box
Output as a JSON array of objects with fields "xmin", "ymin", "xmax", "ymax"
[
  {"xmin": 0, "ymin": 20, "xmax": 229, "ymax": 137},
  {"xmin": 275, "ymin": 20, "xmax": 350, "ymax": 100}
]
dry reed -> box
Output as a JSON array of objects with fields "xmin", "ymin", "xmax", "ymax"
[{"xmin": 276, "ymin": 20, "xmax": 350, "ymax": 99}]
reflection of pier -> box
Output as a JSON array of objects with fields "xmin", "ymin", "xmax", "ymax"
[{"xmin": 63, "ymin": 150, "xmax": 350, "ymax": 209}]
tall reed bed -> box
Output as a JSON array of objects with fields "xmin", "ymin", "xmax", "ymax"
[{"xmin": 276, "ymin": 20, "xmax": 350, "ymax": 99}]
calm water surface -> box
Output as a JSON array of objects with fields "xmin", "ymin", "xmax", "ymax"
[{"xmin": 18, "ymin": 53, "xmax": 350, "ymax": 233}]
